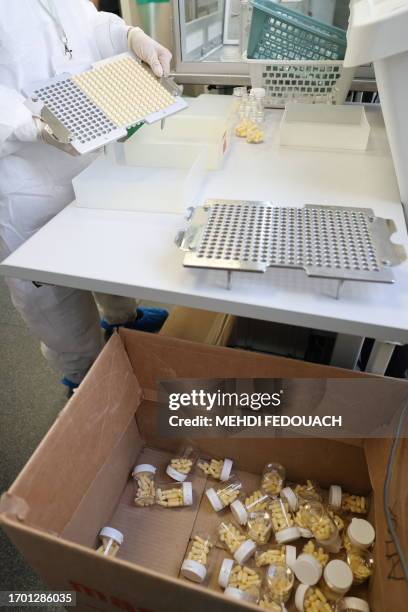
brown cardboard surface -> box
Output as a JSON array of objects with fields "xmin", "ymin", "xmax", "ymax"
[{"xmin": 160, "ymin": 306, "xmax": 235, "ymax": 346}]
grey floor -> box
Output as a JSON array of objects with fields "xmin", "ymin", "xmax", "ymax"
[{"xmin": 0, "ymin": 276, "xmax": 66, "ymax": 609}]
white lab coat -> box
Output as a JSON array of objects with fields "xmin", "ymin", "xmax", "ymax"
[{"xmin": 0, "ymin": 0, "xmax": 136, "ymax": 383}]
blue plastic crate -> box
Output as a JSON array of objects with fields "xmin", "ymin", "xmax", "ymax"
[{"xmin": 247, "ymin": 0, "xmax": 347, "ymax": 61}]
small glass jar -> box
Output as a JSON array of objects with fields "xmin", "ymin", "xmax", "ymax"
[
  {"xmin": 318, "ymin": 560, "xmax": 353, "ymax": 603},
  {"xmin": 197, "ymin": 456, "xmax": 233, "ymax": 481},
  {"xmin": 255, "ymin": 544, "xmax": 297, "ymax": 570},
  {"xmin": 205, "ymin": 474, "xmax": 243, "ymax": 511},
  {"xmin": 302, "ymin": 501, "xmax": 341, "ymax": 553},
  {"xmin": 293, "ymin": 540, "xmax": 328, "ymax": 586},
  {"xmin": 246, "ymin": 88, "xmax": 266, "ymax": 144},
  {"xmin": 346, "ymin": 548, "xmax": 375, "ymax": 585},
  {"xmin": 132, "ymin": 463, "xmax": 156, "ymax": 507},
  {"xmin": 217, "ymin": 521, "xmax": 257, "ymax": 564},
  {"xmin": 218, "ymin": 557, "xmax": 262, "ymax": 604},
  {"xmin": 261, "ymin": 463, "xmax": 286, "ymax": 496},
  {"xmin": 247, "ymin": 511, "xmax": 273, "ymax": 545},
  {"xmin": 281, "ymin": 481, "xmax": 322, "ymax": 512},
  {"xmin": 269, "ymin": 497, "xmax": 301, "ymax": 544},
  {"xmin": 231, "ymin": 488, "xmax": 271, "ymax": 525},
  {"xmin": 335, "ymin": 597, "xmax": 370, "ymax": 612},
  {"xmin": 155, "ymin": 481, "xmax": 193, "ymax": 508},
  {"xmin": 265, "ymin": 563, "xmax": 294, "ymax": 604},
  {"xmin": 344, "ymin": 518, "xmax": 375, "ymax": 551},
  {"xmin": 166, "ymin": 445, "xmax": 198, "ymax": 482},
  {"xmin": 295, "ymin": 584, "xmax": 332, "ymax": 612},
  {"xmin": 259, "ymin": 591, "xmax": 287, "ymax": 611},
  {"xmin": 329, "ymin": 485, "xmax": 369, "ymax": 515},
  {"xmin": 96, "ymin": 527, "xmax": 124, "ymax": 557},
  {"xmin": 180, "ymin": 533, "xmax": 213, "ymax": 583}
]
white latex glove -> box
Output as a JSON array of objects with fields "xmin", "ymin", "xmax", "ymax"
[
  {"xmin": 15, "ymin": 116, "xmax": 79, "ymax": 156},
  {"xmin": 128, "ymin": 27, "xmax": 172, "ymax": 78}
]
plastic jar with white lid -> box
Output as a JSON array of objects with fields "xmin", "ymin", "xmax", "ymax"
[
  {"xmin": 218, "ymin": 558, "xmax": 262, "ymax": 603},
  {"xmin": 166, "ymin": 445, "xmax": 198, "ymax": 482},
  {"xmin": 132, "ymin": 463, "xmax": 156, "ymax": 507},
  {"xmin": 302, "ymin": 501, "xmax": 341, "ymax": 553},
  {"xmin": 155, "ymin": 481, "xmax": 193, "ymax": 507},
  {"xmin": 318, "ymin": 560, "xmax": 353, "ymax": 602},
  {"xmin": 265, "ymin": 563, "xmax": 294, "ymax": 604},
  {"xmin": 293, "ymin": 539, "xmax": 329, "ymax": 586},
  {"xmin": 231, "ymin": 489, "xmax": 271, "ymax": 525},
  {"xmin": 346, "ymin": 548, "xmax": 375, "ymax": 585},
  {"xmin": 255, "ymin": 544, "xmax": 297, "ymax": 570},
  {"xmin": 205, "ymin": 474, "xmax": 243, "ymax": 512},
  {"xmin": 281, "ymin": 480, "xmax": 322, "ymax": 513},
  {"xmin": 261, "ymin": 463, "xmax": 286, "ymax": 496},
  {"xmin": 247, "ymin": 511, "xmax": 273, "ymax": 545},
  {"xmin": 180, "ymin": 533, "xmax": 213, "ymax": 583},
  {"xmin": 295, "ymin": 584, "xmax": 332, "ymax": 612},
  {"xmin": 335, "ymin": 597, "xmax": 370, "ymax": 612},
  {"xmin": 197, "ymin": 456, "xmax": 233, "ymax": 481},
  {"xmin": 269, "ymin": 497, "xmax": 301, "ymax": 544},
  {"xmin": 345, "ymin": 518, "xmax": 375, "ymax": 551},
  {"xmin": 217, "ymin": 521, "xmax": 257, "ymax": 564},
  {"xmin": 259, "ymin": 592, "xmax": 288, "ymax": 611},
  {"xmin": 329, "ymin": 485, "xmax": 369, "ymax": 515},
  {"xmin": 96, "ymin": 527, "xmax": 124, "ymax": 557}
]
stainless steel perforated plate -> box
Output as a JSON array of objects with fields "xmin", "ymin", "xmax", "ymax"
[{"xmin": 177, "ymin": 199, "xmax": 406, "ymax": 283}]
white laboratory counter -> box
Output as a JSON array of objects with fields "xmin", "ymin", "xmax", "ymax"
[{"xmin": 1, "ymin": 107, "xmax": 408, "ymax": 374}]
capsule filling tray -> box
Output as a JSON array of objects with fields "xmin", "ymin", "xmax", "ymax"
[
  {"xmin": 177, "ymin": 199, "xmax": 406, "ymax": 283},
  {"xmin": 27, "ymin": 53, "xmax": 187, "ymax": 155}
]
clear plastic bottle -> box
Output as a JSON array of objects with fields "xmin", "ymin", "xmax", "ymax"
[
  {"xmin": 281, "ymin": 480, "xmax": 322, "ymax": 512},
  {"xmin": 293, "ymin": 540, "xmax": 329, "ymax": 586},
  {"xmin": 255, "ymin": 544, "xmax": 297, "ymax": 570},
  {"xmin": 96, "ymin": 526, "xmax": 124, "ymax": 557},
  {"xmin": 302, "ymin": 500, "xmax": 341, "ymax": 553},
  {"xmin": 259, "ymin": 591, "xmax": 288, "ymax": 611},
  {"xmin": 261, "ymin": 463, "xmax": 286, "ymax": 496},
  {"xmin": 318, "ymin": 560, "xmax": 353, "ymax": 603},
  {"xmin": 344, "ymin": 518, "xmax": 375, "ymax": 551},
  {"xmin": 218, "ymin": 557, "xmax": 262, "ymax": 603},
  {"xmin": 269, "ymin": 497, "xmax": 301, "ymax": 544},
  {"xmin": 132, "ymin": 463, "xmax": 156, "ymax": 507},
  {"xmin": 217, "ymin": 520, "xmax": 257, "ymax": 564},
  {"xmin": 166, "ymin": 445, "xmax": 198, "ymax": 482},
  {"xmin": 346, "ymin": 548, "xmax": 375, "ymax": 585},
  {"xmin": 265, "ymin": 563, "xmax": 295, "ymax": 604},
  {"xmin": 231, "ymin": 488, "xmax": 271, "ymax": 525},
  {"xmin": 329, "ymin": 485, "xmax": 369, "ymax": 515},
  {"xmin": 197, "ymin": 456, "xmax": 233, "ymax": 481},
  {"xmin": 246, "ymin": 88, "xmax": 266, "ymax": 144},
  {"xmin": 180, "ymin": 533, "xmax": 213, "ymax": 583},
  {"xmin": 295, "ymin": 584, "xmax": 332, "ymax": 612},
  {"xmin": 155, "ymin": 481, "xmax": 193, "ymax": 508},
  {"xmin": 335, "ymin": 597, "xmax": 370, "ymax": 612},
  {"xmin": 205, "ymin": 474, "xmax": 243, "ymax": 511},
  {"xmin": 247, "ymin": 511, "xmax": 273, "ymax": 545}
]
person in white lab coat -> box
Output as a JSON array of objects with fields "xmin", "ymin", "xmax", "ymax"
[{"xmin": 0, "ymin": 0, "xmax": 172, "ymax": 393}]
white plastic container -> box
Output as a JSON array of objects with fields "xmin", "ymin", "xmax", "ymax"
[
  {"xmin": 279, "ymin": 103, "xmax": 371, "ymax": 151},
  {"xmin": 255, "ymin": 544, "xmax": 297, "ymax": 570},
  {"xmin": 166, "ymin": 445, "xmax": 198, "ymax": 482},
  {"xmin": 218, "ymin": 558, "xmax": 262, "ymax": 602},
  {"xmin": 205, "ymin": 475, "xmax": 243, "ymax": 511},
  {"xmin": 132, "ymin": 463, "xmax": 156, "ymax": 507},
  {"xmin": 295, "ymin": 584, "xmax": 332, "ymax": 611},
  {"xmin": 217, "ymin": 521, "xmax": 257, "ymax": 564},
  {"xmin": 293, "ymin": 553, "xmax": 323, "ymax": 586},
  {"xmin": 197, "ymin": 456, "xmax": 233, "ymax": 481},
  {"xmin": 155, "ymin": 481, "xmax": 193, "ymax": 508},
  {"xmin": 231, "ymin": 489, "xmax": 271, "ymax": 525},
  {"xmin": 269, "ymin": 497, "xmax": 301, "ymax": 544},
  {"xmin": 73, "ymin": 141, "xmax": 206, "ymax": 214},
  {"xmin": 345, "ymin": 518, "xmax": 376, "ymax": 551},
  {"xmin": 319, "ymin": 560, "xmax": 353, "ymax": 602},
  {"xmin": 96, "ymin": 526, "xmax": 124, "ymax": 557},
  {"xmin": 329, "ymin": 485, "xmax": 369, "ymax": 515},
  {"xmin": 180, "ymin": 533, "xmax": 213, "ymax": 583}
]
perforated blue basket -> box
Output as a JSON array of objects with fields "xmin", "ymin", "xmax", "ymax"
[{"xmin": 247, "ymin": 0, "xmax": 347, "ymax": 61}]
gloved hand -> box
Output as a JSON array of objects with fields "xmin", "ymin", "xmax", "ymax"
[
  {"xmin": 128, "ymin": 27, "xmax": 172, "ymax": 78},
  {"xmin": 15, "ymin": 116, "xmax": 79, "ymax": 156}
]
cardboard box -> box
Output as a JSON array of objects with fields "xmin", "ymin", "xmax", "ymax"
[
  {"xmin": 1, "ymin": 330, "xmax": 407, "ymax": 612},
  {"xmin": 160, "ymin": 306, "xmax": 235, "ymax": 346}
]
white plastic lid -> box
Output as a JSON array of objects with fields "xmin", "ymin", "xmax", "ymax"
[
  {"xmin": 339, "ymin": 597, "xmax": 370, "ymax": 612},
  {"xmin": 276, "ymin": 526, "xmax": 301, "ymax": 544},
  {"xmin": 132, "ymin": 463, "xmax": 156, "ymax": 476},
  {"xmin": 99, "ymin": 527, "xmax": 124, "ymax": 546},
  {"xmin": 205, "ymin": 487, "xmax": 223, "ymax": 512},
  {"xmin": 299, "ymin": 527, "xmax": 313, "ymax": 539},
  {"xmin": 234, "ymin": 539, "xmax": 257, "ymax": 564},
  {"xmin": 218, "ymin": 557, "xmax": 234, "ymax": 588},
  {"xmin": 230, "ymin": 499, "xmax": 248, "ymax": 525},
  {"xmin": 324, "ymin": 560, "xmax": 353, "ymax": 594},
  {"xmin": 220, "ymin": 458, "xmax": 233, "ymax": 481},
  {"xmin": 285, "ymin": 544, "xmax": 297, "ymax": 569},
  {"xmin": 224, "ymin": 586, "xmax": 255, "ymax": 602},
  {"xmin": 181, "ymin": 559, "xmax": 207, "ymax": 583},
  {"xmin": 166, "ymin": 464, "xmax": 187, "ymax": 482},
  {"xmin": 293, "ymin": 553, "xmax": 322, "ymax": 586},
  {"xmin": 182, "ymin": 482, "xmax": 193, "ymax": 506},
  {"xmin": 295, "ymin": 584, "xmax": 309, "ymax": 612},
  {"xmin": 329, "ymin": 485, "xmax": 342, "ymax": 509},
  {"xmin": 251, "ymin": 87, "xmax": 266, "ymax": 99},
  {"xmin": 347, "ymin": 518, "xmax": 376, "ymax": 548},
  {"xmin": 281, "ymin": 487, "xmax": 299, "ymax": 512}
]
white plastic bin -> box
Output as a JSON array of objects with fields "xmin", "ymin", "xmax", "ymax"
[
  {"xmin": 73, "ymin": 141, "xmax": 206, "ymax": 214},
  {"xmin": 279, "ymin": 103, "xmax": 371, "ymax": 150}
]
